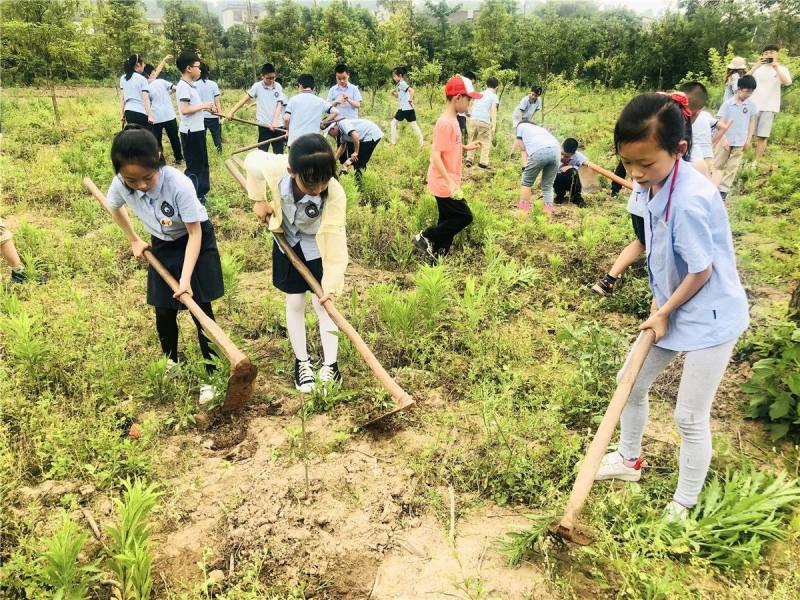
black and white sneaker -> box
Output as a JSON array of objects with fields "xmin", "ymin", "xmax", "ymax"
[
  {"xmin": 591, "ymin": 274, "xmax": 617, "ymax": 296},
  {"xmin": 294, "ymin": 358, "xmax": 316, "ymax": 393},
  {"xmin": 413, "ymin": 232, "xmax": 435, "ymax": 259},
  {"xmin": 10, "ymin": 268, "xmax": 27, "ymax": 284},
  {"xmin": 319, "ymin": 362, "xmax": 342, "ymax": 385}
]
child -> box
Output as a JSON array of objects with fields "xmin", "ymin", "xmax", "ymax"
[
  {"xmin": 176, "ymin": 51, "xmax": 216, "ymax": 203},
  {"xmin": 226, "ymin": 63, "xmax": 287, "ymax": 154},
  {"xmin": 554, "ymin": 137, "xmax": 587, "ymax": 206},
  {"xmin": 196, "ymin": 62, "xmax": 222, "ymax": 153},
  {"xmin": 120, "ymin": 54, "xmax": 154, "ymax": 129},
  {"xmin": 680, "ymin": 81, "xmax": 715, "ymax": 173},
  {"xmin": 712, "ymin": 74, "xmax": 757, "ymax": 200},
  {"xmin": 515, "ymin": 121, "xmax": 560, "ymax": 216},
  {"xmin": 0, "ymin": 217, "xmax": 28, "ymax": 283},
  {"xmin": 512, "ymin": 85, "xmax": 542, "ymax": 128},
  {"xmin": 389, "ymin": 67, "xmax": 424, "ymax": 146},
  {"xmin": 593, "ymin": 92, "xmax": 695, "ymax": 296},
  {"xmin": 106, "ymin": 125, "xmax": 224, "ymax": 404},
  {"xmin": 457, "ymin": 71, "xmax": 476, "ymax": 141},
  {"xmin": 465, "ymin": 76, "xmax": 499, "ymax": 169},
  {"xmin": 723, "ymin": 57, "xmax": 747, "ymax": 103},
  {"xmin": 327, "ymin": 63, "xmax": 363, "ymax": 163},
  {"xmin": 594, "ymin": 93, "xmax": 749, "ymax": 522},
  {"xmin": 327, "ymin": 63, "xmax": 362, "ymax": 120},
  {"xmin": 413, "ymin": 76, "xmax": 481, "ymax": 260},
  {"xmin": 244, "ymin": 134, "xmax": 347, "ymax": 391},
  {"xmin": 143, "ymin": 58, "xmax": 183, "ymax": 165},
  {"xmin": 324, "ymin": 117, "xmax": 383, "ymax": 187},
  {"xmin": 283, "ymin": 74, "xmax": 337, "ymax": 148}
]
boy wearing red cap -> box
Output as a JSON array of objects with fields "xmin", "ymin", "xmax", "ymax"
[{"xmin": 413, "ymin": 75, "xmax": 482, "ymax": 260}]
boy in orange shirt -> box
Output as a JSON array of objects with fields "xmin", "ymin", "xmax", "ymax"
[{"xmin": 413, "ymin": 76, "xmax": 482, "ymax": 260}]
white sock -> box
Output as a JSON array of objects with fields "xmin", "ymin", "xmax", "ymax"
[
  {"xmin": 411, "ymin": 121, "xmax": 423, "ymax": 144},
  {"xmin": 285, "ymin": 293, "xmax": 309, "ymax": 361},
  {"xmin": 390, "ymin": 119, "xmax": 398, "ymax": 145},
  {"xmin": 312, "ymin": 295, "xmax": 338, "ymax": 364}
]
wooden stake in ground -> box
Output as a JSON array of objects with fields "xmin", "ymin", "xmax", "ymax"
[
  {"xmin": 83, "ymin": 177, "xmax": 257, "ymax": 413},
  {"xmin": 550, "ymin": 328, "xmax": 655, "ymax": 544},
  {"xmin": 224, "ymin": 159, "xmax": 414, "ymax": 425}
]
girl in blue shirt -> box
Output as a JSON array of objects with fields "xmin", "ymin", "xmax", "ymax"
[
  {"xmin": 107, "ymin": 126, "xmax": 224, "ymax": 404},
  {"xmin": 120, "ymin": 54, "xmax": 154, "ymax": 129},
  {"xmin": 595, "ymin": 93, "xmax": 749, "ymax": 521}
]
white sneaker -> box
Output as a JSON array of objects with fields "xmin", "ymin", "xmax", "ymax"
[
  {"xmin": 595, "ymin": 451, "xmax": 642, "ymax": 482},
  {"xmin": 166, "ymin": 358, "xmax": 179, "ymax": 372},
  {"xmin": 199, "ymin": 384, "xmax": 215, "ymax": 405},
  {"xmin": 664, "ymin": 500, "xmax": 690, "ymax": 523}
]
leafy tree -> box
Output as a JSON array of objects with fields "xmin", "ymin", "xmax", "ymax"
[
  {"xmin": 471, "ymin": 0, "xmax": 517, "ymax": 70},
  {"xmin": 256, "ymin": 0, "xmax": 309, "ymax": 80},
  {"xmin": 0, "ymin": 0, "xmax": 89, "ymax": 122},
  {"xmin": 90, "ymin": 0, "xmax": 152, "ymax": 83}
]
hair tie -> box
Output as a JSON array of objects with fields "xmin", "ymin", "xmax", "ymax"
[{"xmin": 669, "ymin": 92, "xmax": 692, "ymax": 120}]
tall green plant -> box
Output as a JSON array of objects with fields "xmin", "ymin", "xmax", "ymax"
[
  {"xmin": 106, "ymin": 479, "xmax": 160, "ymax": 600},
  {"xmin": 38, "ymin": 516, "xmax": 100, "ymax": 599}
]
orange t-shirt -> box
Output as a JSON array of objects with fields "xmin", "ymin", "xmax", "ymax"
[{"xmin": 426, "ymin": 115, "xmax": 462, "ymax": 198}]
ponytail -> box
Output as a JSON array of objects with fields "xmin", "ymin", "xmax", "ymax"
[{"xmin": 124, "ymin": 53, "xmax": 140, "ymax": 81}]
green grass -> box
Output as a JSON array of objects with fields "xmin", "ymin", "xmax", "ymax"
[{"xmin": 1, "ymin": 82, "xmax": 799, "ymax": 598}]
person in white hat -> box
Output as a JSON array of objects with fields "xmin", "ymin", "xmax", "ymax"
[
  {"xmin": 723, "ymin": 57, "xmax": 747, "ymax": 104},
  {"xmin": 747, "ymin": 44, "xmax": 793, "ymax": 159}
]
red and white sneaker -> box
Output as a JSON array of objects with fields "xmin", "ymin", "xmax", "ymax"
[{"xmin": 595, "ymin": 451, "xmax": 642, "ymax": 482}]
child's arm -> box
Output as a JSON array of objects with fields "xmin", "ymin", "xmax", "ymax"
[
  {"xmin": 408, "ymin": 87, "xmax": 416, "ymax": 108},
  {"xmin": 349, "ymin": 131, "xmax": 361, "ymax": 161},
  {"xmin": 490, "ymin": 102, "xmax": 498, "ymax": 133},
  {"xmin": 608, "ymin": 239, "xmax": 646, "ymax": 279},
  {"xmin": 711, "ymin": 118, "xmax": 731, "ymax": 146},
  {"xmin": 109, "ymin": 206, "xmax": 149, "ymax": 257},
  {"xmin": 463, "ymin": 140, "xmax": 480, "ymax": 151},
  {"xmin": 175, "ymin": 221, "xmax": 202, "ymax": 299},
  {"xmin": 142, "ymin": 91, "xmax": 154, "ymax": 123},
  {"xmin": 152, "ymin": 54, "xmax": 172, "ymax": 80},
  {"xmin": 181, "ymin": 100, "xmax": 214, "ymax": 115},
  {"xmin": 225, "ymin": 92, "xmax": 251, "ymax": 120},
  {"xmin": 334, "ymin": 143, "xmax": 346, "ymax": 162},
  {"xmin": 640, "ymin": 266, "xmax": 712, "ymax": 341},
  {"xmin": 745, "ymin": 115, "xmax": 757, "ymax": 148},
  {"xmin": 214, "ymin": 93, "xmax": 222, "ymax": 118},
  {"xmin": 431, "ymin": 149, "xmax": 457, "ymax": 194},
  {"xmin": 271, "ymin": 101, "xmax": 283, "ymax": 129}
]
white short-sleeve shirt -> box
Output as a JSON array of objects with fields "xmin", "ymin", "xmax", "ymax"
[
  {"xmin": 176, "ymin": 78, "xmax": 205, "ymax": 133},
  {"xmin": 247, "ymin": 80, "xmax": 285, "ymax": 125},
  {"xmin": 284, "ymin": 91, "xmax": 333, "ymax": 146},
  {"xmin": 149, "ymin": 79, "xmax": 176, "ymax": 124},
  {"xmin": 120, "ymin": 73, "xmax": 150, "ymax": 115},
  {"xmin": 195, "ymin": 78, "xmax": 221, "ymax": 120}
]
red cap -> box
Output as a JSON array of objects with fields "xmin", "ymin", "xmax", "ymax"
[{"xmin": 444, "ymin": 75, "xmax": 482, "ymax": 99}]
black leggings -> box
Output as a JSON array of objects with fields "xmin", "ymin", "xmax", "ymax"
[{"xmin": 155, "ymin": 302, "xmax": 217, "ymax": 373}]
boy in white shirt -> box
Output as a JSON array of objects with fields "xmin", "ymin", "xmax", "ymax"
[
  {"xmin": 513, "ymin": 85, "xmax": 542, "ymax": 128},
  {"xmin": 712, "ymin": 75, "xmax": 758, "ymax": 200},
  {"xmin": 226, "ymin": 63, "xmax": 287, "ymax": 154},
  {"xmin": 747, "ymin": 44, "xmax": 792, "ymax": 159},
  {"xmin": 465, "ymin": 76, "xmax": 499, "ymax": 169},
  {"xmin": 283, "ymin": 74, "xmax": 337, "ymax": 147}
]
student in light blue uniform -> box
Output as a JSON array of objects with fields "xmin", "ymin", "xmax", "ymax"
[
  {"xmin": 712, "ymin": 75, "xmax": 758, "ymax": 199},
  {"xmin": 512, "ymin": 85, "xmax": 542, "ymax": 128},
  {"xmin": 389, "ymin": 66, "xmax": 424, "ymax": 146},
  {"xmin": 594, "ymin": 93, "xmax": 749, "ymax": 522},
  {"xmin": 553, "ymin": 137, "xmax": 588, "ymax": 206},
  {"xmin": 143, "ymin": 60, "xmax": 183, "ymax": 164},
  {"xmin": 196, "ymin": 63, "xmax": 222, "ymax": 153},
  {"xmin": 106, "ymin": 126, "xmax": 224, "ymax": 405},
  {"xmin": 324, "ymin": 117, "xmax": 383, "ymax": 187},
  {"xmin": 176, "ymin": 52, "xmax": 215, "ymax": 203},
  {"xmin": 226, "ymin": 63, "xmax": 287, "ymax": 154},
  {"xmin": 327, "ymin": 63, "xmax": 363, "ymax": 162},
  {"xmin": 515, "ymin": 122, "xmax": 560, "ymax": 215},
  {"xmin": 119, "ymin": 54, "xmax": 154, "ymax": 129},
  {"xmin": 283, "ymin": 74, "xmax": 337, "ymax": 147}
]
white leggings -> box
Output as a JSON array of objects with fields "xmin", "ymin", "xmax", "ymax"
[
  {"xmin": 285, "ymin": 293, "xmax": 338, "ymax": 365},
  {"xmin": 390, "ymin": 119, "xmax": 423, "ymax": 145},
  {"xmin": 618, "ymin": 338, "xmax": 737, "ymax": 507}
]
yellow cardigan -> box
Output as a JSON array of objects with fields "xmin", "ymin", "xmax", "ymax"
[{"xmin": 244, "ymin": 151, "xmax": 348, "ymax": 294}]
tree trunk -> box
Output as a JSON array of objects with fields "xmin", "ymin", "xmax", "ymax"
[
  {"xmin": 49, "ymin": 80, "xmax": 61, "ymax": 126},
  {"xmin": 789, "ymin": 280, "xmax": 800, "ymax": 325}
]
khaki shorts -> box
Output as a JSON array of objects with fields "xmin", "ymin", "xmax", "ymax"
[
  {"xmin": 0, "ymin": 216, "xmax": 12, "ymax": 245},
  {"xmin": 755, "ymin": 111, "xmax": 775, "ymax": 138}
]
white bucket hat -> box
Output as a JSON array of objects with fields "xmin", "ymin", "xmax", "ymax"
[{"xmin": 727, "ymin": 57, "xmax": 747, "ymax": 69}]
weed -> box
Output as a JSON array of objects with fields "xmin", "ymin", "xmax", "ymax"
[{"xmin": 38, "ymin": 515, "xmax": 101, "ymax": 599}]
